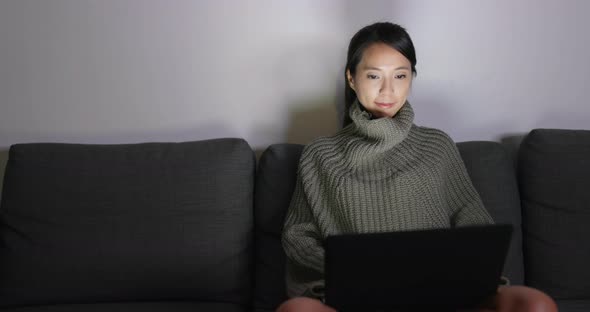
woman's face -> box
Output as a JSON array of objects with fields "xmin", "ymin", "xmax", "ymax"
[{"xmin": 347, "ymin": 43, "xmax": 413, "ymax": 119}]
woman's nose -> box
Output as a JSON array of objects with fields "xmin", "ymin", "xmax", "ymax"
[{"xmin": 379, "ymin": 77, "xmax": 394, "ymax": 94}]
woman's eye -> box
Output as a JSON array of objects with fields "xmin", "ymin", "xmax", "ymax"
[
  {"xmin": 395, "ymin": 74, "xmax": 407, "ymax": 79},
  {"xmin": 367, "ymin": 74, "xmax": 379, "ymax": 79}
]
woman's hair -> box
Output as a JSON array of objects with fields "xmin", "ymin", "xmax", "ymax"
[{"xmin": 343, "ymin": 22, "xmax": 417, "ymax": 127}]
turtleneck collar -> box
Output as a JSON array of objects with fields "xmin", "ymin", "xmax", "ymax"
[
  {"xmin": 350, "ymin": 99, "xmax": 414, "ymax": 145},
  {"xmin": 340, "ymin": 100, "xmax": 415, "ymax": 170}
]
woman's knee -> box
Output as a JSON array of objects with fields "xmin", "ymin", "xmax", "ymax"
[
  {"xmin": 497, "ymin": 286, "xmax": 558, "ymax": 312},
  {"xmin": 276, "ymin": 297, "xmax": 336, "ymax": 312}
]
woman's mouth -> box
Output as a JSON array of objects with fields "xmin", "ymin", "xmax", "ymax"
[{"xmin": 375, "ymin": 102, "xmax": 395, "ymax": 108}]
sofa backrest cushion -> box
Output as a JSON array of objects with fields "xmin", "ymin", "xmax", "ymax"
[
  {"xmin": 253, "ymin": 144, "xmax": 303, "ymax": 312},
  {"xmin": 457, "ymin": 141, "xmax": 524, "ymax": 285},
  {"xmin": 253, "ymin": 141, "xmax": 523, "ymax": 311},
  {"xmin": 518, "ymin": 129, "xmax": 590, "ymax": 299},
  {"xmin": 0, "ymin": 139, "xmax": 255, "ymax": 308}
]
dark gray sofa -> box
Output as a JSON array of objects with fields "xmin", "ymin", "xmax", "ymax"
[{"xmin": 0, "ymin": 129, "xmax": 588, "ymax": 311}]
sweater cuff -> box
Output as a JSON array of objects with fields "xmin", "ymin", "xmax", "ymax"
[
  {"xmin": 499, "ymin": 276, "xmax": 510, "ymax": 286},
  {"xmin": 302, "ymin": 280, "xmax": 325, "ymax": 299}
]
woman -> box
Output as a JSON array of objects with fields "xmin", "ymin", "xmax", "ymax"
[{"xmin": 278, "ymin": 22, "xmax": 557, "ymax": 312}]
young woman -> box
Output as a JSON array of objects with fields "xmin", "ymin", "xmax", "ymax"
[{"xmin": 278, "ymin": 22, "xmax": 557, "ymax": 312}]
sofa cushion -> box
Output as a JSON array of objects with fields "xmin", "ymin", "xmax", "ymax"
[
  {"xmin": 457, "ymin": 141, "xmax": 524, "ymax": 285},
  {"xmin": 518, "ymin": 129, "xmax": 590, "ymax": 299},
  {"xmin": 253, "ymin": 144, "xmax": 303, "ymax": 311},
  {"xmin": 253, "ymin": 141, "xmax": 523, "ymax": 310},
  {"xmin": 0, "ymin": 139, "xmax": 255, "ymax": 308}
]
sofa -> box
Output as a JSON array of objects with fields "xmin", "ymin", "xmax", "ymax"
[{"xmin": 0, "ymin": 129, "xmax": 588, "ymax": 311}]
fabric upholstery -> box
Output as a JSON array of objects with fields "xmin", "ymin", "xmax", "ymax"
[
  {"xmin": 253, "ymin": 144, "xmax": 303, "ymax": 311},
  {"xmin": 0, "ymin": 139, "xmax": 255, "ymax": 308},
  {"xmin": 457, "ymin": 141, "xmax": 524, "ymax": 285},
  {"xmin": 518, "ymin": 129, "xmax": 590, "ymax": 299}
]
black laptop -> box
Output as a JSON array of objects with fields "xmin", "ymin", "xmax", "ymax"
[{"xmin": 324, "ymin": 224, "xmax": 513, "ymax": 311}]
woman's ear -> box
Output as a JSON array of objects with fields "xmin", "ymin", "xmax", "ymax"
[{"xmin": 346, "ymin": 69, "xmax": 355, "ymax": 91}]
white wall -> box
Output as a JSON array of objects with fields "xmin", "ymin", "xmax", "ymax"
[
  {"xmin": 1, "ymin": 0, "xmax": 589, "ymax": 153},
  {"xmin": 402, "ymin": 0, "xmax": 590, "ymax": 141}
]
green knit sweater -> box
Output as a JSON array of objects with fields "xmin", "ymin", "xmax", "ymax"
[{"xmin": 281, "ymin": 101, "xmax": 494, "ymax": 298}]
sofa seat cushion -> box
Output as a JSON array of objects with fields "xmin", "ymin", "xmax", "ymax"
[
  {"xmin": 0, "ymin": 139, "xmax": 255, "ymax": 307},
  {"xmin": 0, "ymin": 301, "xmax": 246, "ymax": 312},
  {"xmin": 518, "ymin": 129, "xmax": 590, "ymax": 299}
]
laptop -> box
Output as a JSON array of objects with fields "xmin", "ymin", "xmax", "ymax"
[{"xmin": 324, "ymin": 224, "xmax": 513, "ymax": 311}]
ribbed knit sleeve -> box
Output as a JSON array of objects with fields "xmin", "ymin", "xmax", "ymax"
[
  {"xmin": 439, "ymin": 133, "xmax": 494, "ymax": 226},
  {"xmin": 282, "ymin": 163, "xmax": 328, "ymax": 298},
  {"xmin": 282, "ymin": 176, "xmax": 325, "ymax": 273}
]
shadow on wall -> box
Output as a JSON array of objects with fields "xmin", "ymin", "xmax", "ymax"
[
  {"xmin": 285, "ymin": 94, "xmax": 341, "ymax": 145},
  {"xmin": 279, "ymin": 61, "xmax": 346, "ymax": 145},
  {"xmin": 249, "ymin": 92, "xmax": 343, "ymax": 161},
  {"xmin": 273, "ymin": 39, "xmax": 346, "ymax": 147},
  {"xmin": 499, "ymin": 133, "xmax": 527, "ymax": 170},
  {"xmin": 0, "ymin": 149, "xmax": 8, "ymax": 201}
]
